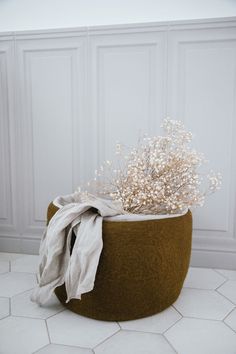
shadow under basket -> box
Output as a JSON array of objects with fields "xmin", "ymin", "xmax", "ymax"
[{"xmin": 47, "ymin": 203, "xmax": 192, "ymax": 321}]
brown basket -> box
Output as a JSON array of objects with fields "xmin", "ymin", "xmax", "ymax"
[{"xmin": 47, "ymin": 202, "xmax": 192, "ymax": 321}]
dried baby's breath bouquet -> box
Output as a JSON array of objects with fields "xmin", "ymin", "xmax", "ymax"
[{"xmin": 79, "ymin": 119, "xmax": 221, "ymax": 215}]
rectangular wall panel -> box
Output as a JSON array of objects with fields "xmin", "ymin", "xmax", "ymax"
[
  {"xmin": 89, "ymin": 29, "xmax": 167, "ymax": 171},
  {"xmin": 15, "ymin": 34, "xmax": 87, "ymax": 236},
  {"xmin": 0, "ymin": 38, "xmax": 16, "ymax": 236},
  {"xmin": 168, "ymin": 25, "xmax": 236, "ymax": 250}
]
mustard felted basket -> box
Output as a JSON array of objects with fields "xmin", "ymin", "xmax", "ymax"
[{"xmin": 47, "ymin": 202, "xmax": 192, "ymax": 321}]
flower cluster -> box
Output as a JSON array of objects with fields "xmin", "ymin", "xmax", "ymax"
[{"xmin": 78, "ymin": 119, "xmax": 221, "ymax": 214}]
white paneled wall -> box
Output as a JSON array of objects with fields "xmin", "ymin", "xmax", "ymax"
[{"xmin": 0, "ymin": 18, "xmax": 236, "ymax": 268}]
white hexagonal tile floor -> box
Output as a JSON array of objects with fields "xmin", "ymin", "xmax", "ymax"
[
  {"xmin": 217, "ymin": 280, "xmax": 236, "ymax": 304},
  {"xmin": 0, "ymin": 253, "xmax": 235, "ymax": 354},
  {"xmin": 183, "ymin": 267, "xmax": 226, "ymax": 289},
  {"xmin": 94, "ymin": 330, "xmax": 176, "ymax": 354},
  {"xmin": 119, "ymin": 306, "xmax": 181, "ymax": 333},
  {"xmin": 0, "ymin": 316, "xmax": 49, "ymax": 354},
  {"xmin": 47, "ymin": 310, "xmax": 119, "ymax": 348},
  {"xmin": 174, "ymin": 288, "xmax": 234, "ymax": 320},
  {"xmin": 11, "ymin": 289, "xmax": 64, "ymax": 319}
]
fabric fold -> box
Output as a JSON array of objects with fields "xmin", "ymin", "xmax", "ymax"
[{"xmin": 31, "ymin": 192, "xmax": 124, "ymax": 305}]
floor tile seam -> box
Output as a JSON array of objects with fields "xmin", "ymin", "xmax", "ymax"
[
  {"xmin": 32, "ymin": 343, "xmax": 50, "ymax": 354},
  {"xmin": 92, "ymin": 328, "xmax": 121, "ymax": 350},
  {"xmin": 39, "ymin": 308, "xmax": 65, "ymax": 320},
  {"xmin": 9, "ymin": 294, "xmax": 11, "ymax": 316},
  {"xmin": 3, "ymin": 286, "xmax": 36, "ymax": 299},
  {"xmin": 172, "ymin": 304, "xmax": 184, "ymax": 317},
  {"xmin": 46, "ymin": 309, "xmax": 67, "ymax": 322},
  {"xmin": 0, "ymin": 314, "xmax": 11, "ymax": 321},
  {"xmin": 9, "ymin": 311, "xmax": 64, "ymax": 320},
  {"xmin": 215, "ymin": 289, "xmax": 236, "ymax": 306},
  {"xmin": 10, "ymin": 314, "xmax": 51, "ymax": 321},
  {"xmin": 9, "ymin": 269, "xmax": 38, "ymax": 275},
  {"xmin": 116, "ymin": 327, "xmax": 175, "ymax": 337},
  {"xmin": 116, "ymin": 321, "xmax": 121, "ymax": 329},
  {"xmin": 171, "ymin": 313, "xmax": 234, "ymax": 321},
  {"xmin": 170, "ymin": 315, "xmax": 234, "ymax": 323},
  {"xmin": 0, "ymin": 271, "xmax": 10, "ymax": 275},
  {"xmin": 10, "ymin": 307, "xmax": 65, "ymax": 321},
  {"xmin": 179, "ymin": 288, "xmax": 236, "ymax": 310},
  {"xmin": 10, "ymin": 287, "xmax": 35, "ymax": 299},
  {"xmin": 213, "ymin": 268, "xmax": 231, "ymax": 279},
  {"xmin": 223, "ymin": 306, "xmax": 236, "ymax": 321},
  {"xmin": 162, "ymin": 334, "xmax": 179, "ymax": 354},
  {"xmin": 215, "ymin": 278, "xmax": 229, "ymax": 290},
  {"xmin": 119, "ymin": 329, "xmax": 179, "ymax": 354},
  {"xmin": 222, "ymin": 321, "xmax": 236, "ymax": 334},
  {"xmin": 45, "ymin": 319, "xmax": 51, "ymax": 344},
  {"xmin": 162, "ymin": 316, "xmax": 184, "ymax": 335},
  {"xmin": 183, "ymin": 285, "xmax": 225, "ymax": 291}
]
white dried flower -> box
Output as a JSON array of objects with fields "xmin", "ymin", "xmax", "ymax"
[{"xmin": 77, "ymin": 119, "xmax": 222, "ymax": 215}]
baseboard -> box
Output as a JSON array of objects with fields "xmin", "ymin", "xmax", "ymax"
[
  {"xmin": 190, "ymin": 249, "xmax": 236, "ymax": 270},
  {"xmin": 0, "ymin": 236, "xmax": 40, "ymax": 255}
]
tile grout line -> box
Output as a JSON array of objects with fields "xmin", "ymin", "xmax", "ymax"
[
  {"xmin": 223, "ymin": 320, "xmax": 236, "ymax": 334},
  {"xmin": 223, "ymin": 306, "xmax": 236, "ymax": 321},
  {"xmin": 92, "ymin": 328, "xmax": 121, "ymax": 350},
  {"xmin": 215, "ymin": 278, "xmax": 229, "ymax": 290},
  {"xmin": 215, "ymin": 288, "xmax": 236, "ymax": 306},
  {"xmin": 32, "ymin": 343, "xmax": 50, "ymax": 354},
  {"xmin": 213, "ymin": 268, "xmax": 230, "ymax": 279},
  {"xmin": 45, "ymin": 319, "xmax": 51, "ymax": 344}
]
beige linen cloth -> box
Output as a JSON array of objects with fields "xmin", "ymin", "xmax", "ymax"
[{"xmin": 31, "ymin": 192, "xmax": 124, "ymax": 305}]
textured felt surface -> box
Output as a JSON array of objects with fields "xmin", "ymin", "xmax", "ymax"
[{"xmin": 47, "ymin": 202, "xmax": 192, "ymax": 321}]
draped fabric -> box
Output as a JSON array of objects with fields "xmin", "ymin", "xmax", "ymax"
[{"xmin": 31, "ymin": 192, "xmax": 124, "ymax": 305}]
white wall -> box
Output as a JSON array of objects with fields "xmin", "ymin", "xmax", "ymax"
[
  {"xmin": 0, "ymin": 18, "xmax": 236, "ymax": 269},
  {"xmin": 0, "ymin": 0, "xmax": 236, "ymax": 31}
]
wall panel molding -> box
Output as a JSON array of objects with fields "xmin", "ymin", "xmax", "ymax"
[
  {"xmin": 89, "ymin": 31, "xmax": 167, "ymax": 170},
  {"xmin": 0, "ymin": 38, "xmax": 18, "ymax": 238},
  {"xmin": 15, "ymin": 35, "xmax": 87, "ymax": 238},
  {"xmin": 168, "ymin": 25, "xmax": 236, "ymax": 258}
]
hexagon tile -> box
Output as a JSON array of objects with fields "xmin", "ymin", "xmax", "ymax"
[
  {"xmin": 174, "ymin": 288, "xmax": 234, "ymax": 320},
  {"xmin": 47, "ymin": 310, "xmax": 119, "ymax": 348},
  {"xmin": 217, "ymin": 280, "xmax": 236, "ymax": 304},
  {"xmin": 94, "ymin": 330, "xmax": 176, "ymax": 354},
  {"xmin": 183, "ymin": 267, "xmax": 226, "ymax": 289},
  {"xmin": 11, "ymin": 255, "xmax": 40, "ymax": 273},
  {"xmin": 0, "ymin": 316, "xmax": 49, "ymax": 354},
  {"xmin": 165, "ymin": 317, "xmax": 236, "ymax": 354},
  {"xmin": 0, "ymin": 272, "xmax": 36, "ymax": 297},
  {"xmin": 224, "ymin": 308, "xmax": 236, "ymax": 332},
  {"xmin": 119, "ymin": 306, "xmax": 181, "ymax": 333},
  {"xmin": 11, "ymin": 289, "xmax": 64, "ymax": 319}
]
